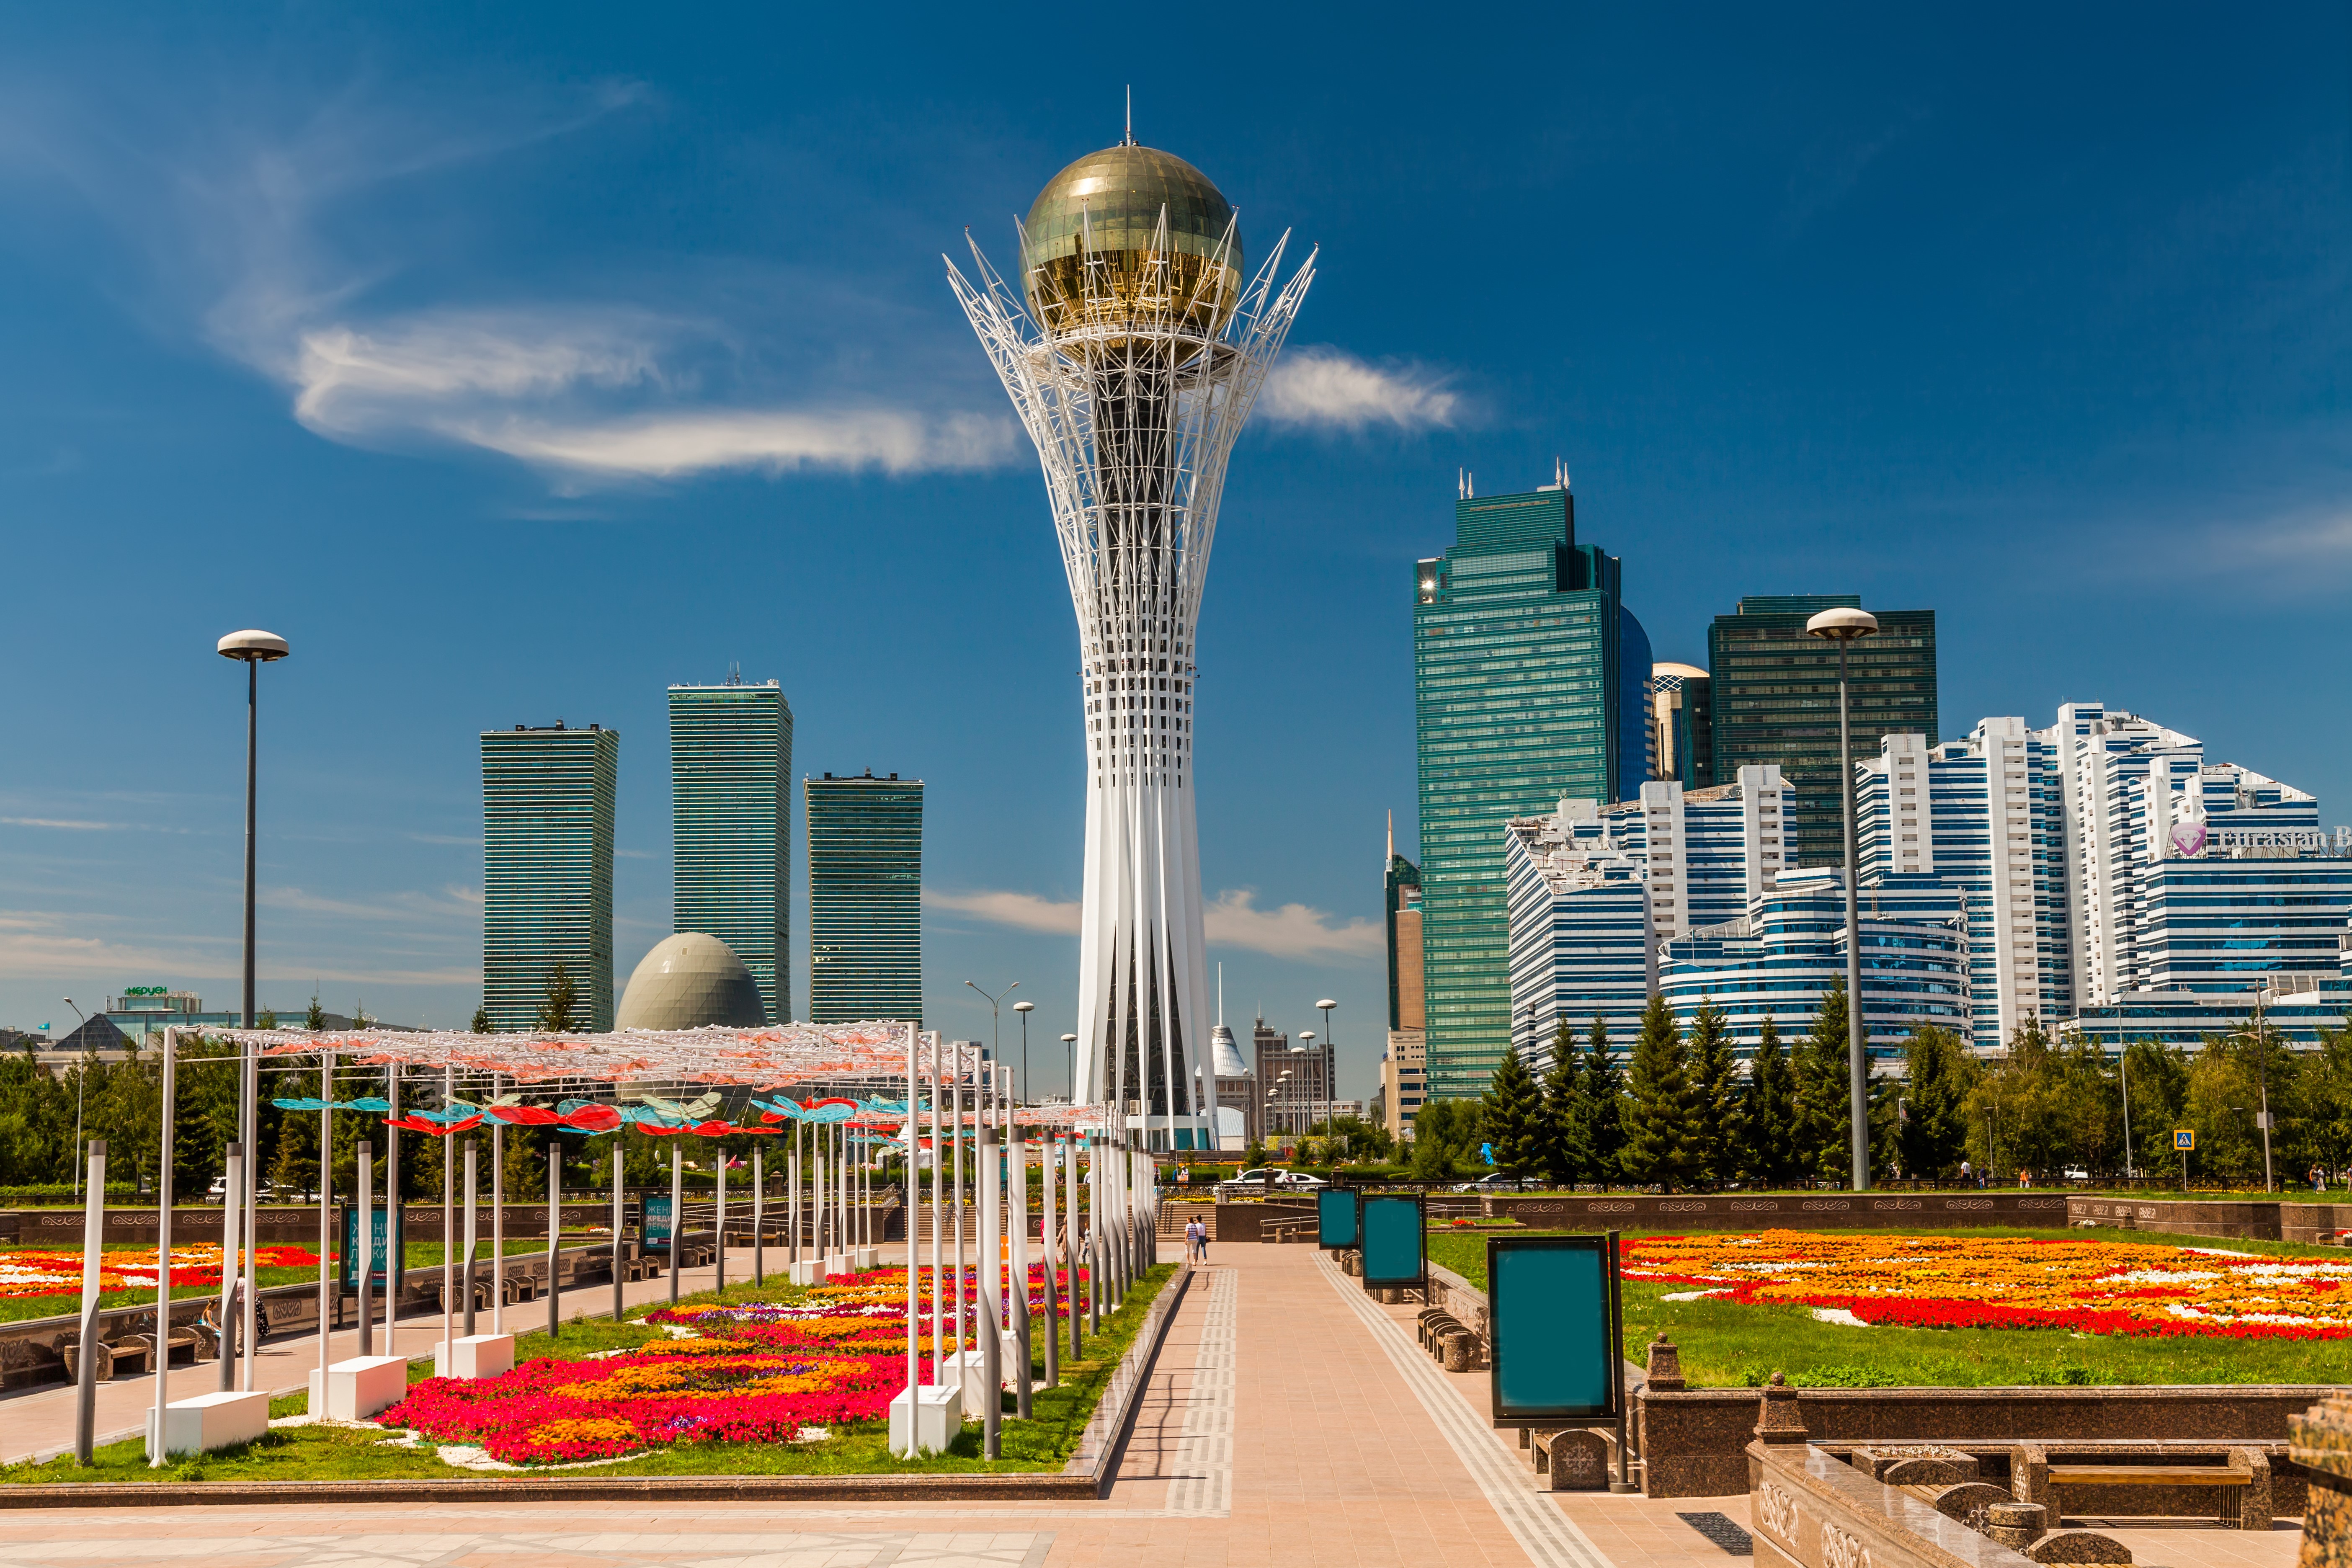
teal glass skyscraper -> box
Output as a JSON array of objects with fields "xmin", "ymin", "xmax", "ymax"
[
  {"xmin": 805, "ymin": 771, "xmax": 923, "ymax": 1024},
  {"xmin": 669, "ymin": 678, "xmax": 792, "ymax": 1023},
  {"xmin": 1413, "ymin": 478, "xmax": 1651, "ymax": 1098},
  {"xmin": 482, "ymin": 722, "xmax": 618, "ymax": 1032}
]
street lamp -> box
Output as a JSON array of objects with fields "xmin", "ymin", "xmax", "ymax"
[
  {"xmin": 1013, "ymin": 1001, "xmax": 1034, "ymax": 1109},
  {"xmin": 1060, "ymin": 1034, "xmax": 1078, "ymax": 1103},
  {"xmin": 219, "ymin": 627, "xmax": 288, "ymax": 1353},
  {"xmin": 1316, "ymin": 999, "xmax": 1338, "ymax": 1156},
  {"xmin": 62, "ymin": 997, "xmax": 90, "ymax": 1199},
  {"xmin": 1807, "ymin": 605, "xmax": 1878, "ymax": 1191},
  {"xmin": 964, "ymin": 980, "xmax": 1019, "ymax": 1099},
  {"xmin": 2233, "ymin": 992, "xmax": 2278, "ymax": 1193}
]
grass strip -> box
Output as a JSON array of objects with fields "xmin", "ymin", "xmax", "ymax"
[{"xmin": 1427, "ymin": 1224, "xmax": 2352, "ymax": 1388}]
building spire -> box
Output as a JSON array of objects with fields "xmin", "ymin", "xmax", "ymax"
[
  {"xmin": 1124, "ymin": 85, "xmax": 1134, "ymax": 147},
  {"xmin": 1386, "ymin": 809, "xmax": 1393, "ymax": 865}
]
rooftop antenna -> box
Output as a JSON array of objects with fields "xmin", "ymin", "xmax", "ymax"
[
  {"xmin": 1124, "ymin": 86, "xmax": 1134, "ymax": 147},
  {"xmin": 1217, "ymin": 962, "xmax": 1224, "ymax": 1028},
  {"xmin": 1386, "ymin": 809, "xmax": 1394, "ymax": 865}
]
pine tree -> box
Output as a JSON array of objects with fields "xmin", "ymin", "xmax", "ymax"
[
  {"xmin": 1685, "ymin": 1001, "xmax": 1740, "ymax": 1189},
  {"xmin": 1795, "ymin": 981, "xmax": 1857, "ymax": 1187},
  {"xmin": 1540, "ymin": 1015, "xmax": 1589, "ymax": 1187},
  {"xmin": 256, "ymin": 1009, "xmax": 279, "ymax": 1032},
  {"xmin": 471, "ymin": 1006, "xmax": 494, "ymax": 1034},
  {"xmin": 1620, "ymin": 995, "xmax": 1700, "ymax": 1189},
  {"xmin": 1576, "ymin": 1015, "xmax": 1627, "ymax": 1185},
  {"xmin": 306, "ymin": 993, "xmax": 327, "ymax": 1032},
  {"xmin": 539, "ymin": 964, "xmax": 581, "ymax": 1034},
  {"xmin": 1743, "ymin": 1017, "xmax": 1797, "ymax": 1186},
  {"xmin": 1483, "ymin": 1049, "xmax": 1545, "ymax": 1178},
  {"xmin": 1898, "ymin": 1025, "xmax": 1976, "ymax": 1179}
]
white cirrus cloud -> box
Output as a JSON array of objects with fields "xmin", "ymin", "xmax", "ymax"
[
  {"xmin": 925, "ymin": 886, "xmax": 1380, "ymax": 962},
  {"xmin": 456, "ymin": 407, "xmax": 1016, "ymax": 479},
  {"xmin": 925, "ymin": 888, "xmax": 1081, "ymax": 935},
  {"xmin": 1262, "ymin": 345, "xmax": 1460, "ymax": 432},
  {"xmin": 290, "ymin": 314, "xmax": 665, "ymax": 439}
]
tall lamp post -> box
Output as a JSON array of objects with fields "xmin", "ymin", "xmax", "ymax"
[
  {"xmin": 1316, "ymin": 999, "xmax": 1338, "ymax": 1158},
  {"xmin": 1806, "ymin": 605, "xmax": 1877, "ymax": 1191},
  {"xmin": 61, "ymin": 997, "xmax": 90, "ymax": 1199},
  {"xmin": 1013, "ymin": 1001, "xmax": 1034, "ymax": 1109},
  {"xmin": 219, "ymin": 627, "xmax": 289, "ymax": 1357},
  {"xmin": 1060, "ymin": 1034, "xmax": 1078, "ymax": 1103},
  {"xmin": 2233, "ymin": 991, "xmax": 2277, "ymax": 1193}
]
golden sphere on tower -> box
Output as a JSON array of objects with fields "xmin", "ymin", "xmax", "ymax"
[{"xmin": 1021, "ymin": 144, "xmax": 1244, "ymax": 340}]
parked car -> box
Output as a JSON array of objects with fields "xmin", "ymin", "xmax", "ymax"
[
  {"xmin": 1270, "ymin": 1171, "xmax": 1327, "ymax": 1188},
  {"xmin": 1450, "ymin": 1172, "xmax": 1526, "ymax": 1194},
  {"xmin": 205, "ymin": 1176, "xmax": 228, "ymax": 1204},
  {"xmin": 2063, "ymin": 1166, "xmax": 2091, "ymax": 1183}
]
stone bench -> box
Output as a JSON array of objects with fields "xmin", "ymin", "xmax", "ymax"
[
  {"xmin": 1529, "ymin": 1427, "xmax": 1614, "ymax": 1491},
  {"xmin": 2016, "ymin": 1442, "xmax": 2272, "ymax": 1531},
  {"xmin": 152, "ymin": 1389, "xmax": 270, "ymax": 1457},
  {"xmin": 309, "ymin": 1353, "xmax": 409, "ymax": 1421}
]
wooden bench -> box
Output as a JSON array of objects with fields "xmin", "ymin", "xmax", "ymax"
[{"xmin": 2024, "ymin": 1447, "xmax": 2271, "ymax": 1532}]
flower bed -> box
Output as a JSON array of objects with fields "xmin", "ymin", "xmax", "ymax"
[
  {"xmin": 384, "ymin": 1262, "xmax": 1093, "ymax": 1465},
  {"xmin": 1624, "ymin": 1230, "xmax": 2352, "ymax": 1339},
  {"xmin": 0, "ymin": 1245, "xmax": 322, "ymax": 1298}
]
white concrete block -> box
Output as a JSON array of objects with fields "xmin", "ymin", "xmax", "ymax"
[
  {"xmin": 887, "ymin": 1381, "xmax": 961, "ymax": 1456},
  {"xmin": 788, "ymin": 1258, "xmax": 822, "ymax": 1286},
  {"xmin": 433, "ymin": 1332, "xmax": 515, "ymax": 1380},
  {"xmin": 944, "ymin": 1346, "xmax": 994, "ymax": 1419},
  {"xmin": 307, "ymin": 1353, "xmax": 409, "ymax": 1421},
  {"xmin": 149, "ymin": 1390, "xmax": 270, "ymax": 1458}
]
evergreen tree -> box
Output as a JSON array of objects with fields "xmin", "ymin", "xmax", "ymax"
[
  {"xmin": 539, "ymin": 964, "xmax": 581, "ymax": 1034},
  {"xmin": 350, "ymin": 999, "xmax": 371, "ymax": 1031},
  {"xmin": 471, "ymin": 1006, "xmax": 494, "ymax": 1034},
  {"xmin": 1743, "ymin": 1016, "xmax": 1797, "ymax": 1186},
  {"xmin": 306, "ymin": 993, "xmax": 327, "ymax": 1032},
  {"xmin": 1897, "ymin": 1026, "xmax": 1976, "ymax": 1179},
  {"xmin": 1794, "ymin": 981, "xmax": 1857, "ymax": 1186},
  {"xmin": 256, "ymin": 1009, "xmax": 278, "ymax": 1031},
  {"xmin": 1686, "ymin": 1001, "xmax": 1739, "ymax": 1189},
  {"xmin": 1620, "ymin": 995, "xmax": 1700, "ymax": 1189},
  {"xmin": 1540, "ymin": 1015, "xmax": 1590, "ymax": 1187},
  {"xmin": 1575, "ymin": 1015, "xmax": 1627, "ymax": 1184},
  {"xmin": 1482, "ymin": 1049, "xmax": 1545, "ymax": 1177}
]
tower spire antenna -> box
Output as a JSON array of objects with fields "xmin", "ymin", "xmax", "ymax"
[{"xmin": 1124, "ymin": 85, "xmax": 1134, "ymax": 146}]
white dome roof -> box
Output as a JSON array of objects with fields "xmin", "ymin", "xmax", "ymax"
[
  {"xmin": 1209, "ymin": 1023, "xmax": 1249, "ymax": 1078},
  {"xmin": 616, "ymin": 933, "xmax": 767, "ymax": 1030}
]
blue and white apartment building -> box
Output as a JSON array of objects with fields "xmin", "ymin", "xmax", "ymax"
[{"xmin": 1505, "ymin": 702, "xmax": 2351, "ymax": 1064}]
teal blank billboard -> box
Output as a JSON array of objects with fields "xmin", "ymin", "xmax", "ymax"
[
  {"xmin": 1489, "ymin": 1235, "xmax": 1617, "ymax": 1421},
  {"xmin": 1360, "ymin": 1194, "xmax": 1424, "ymax": 1287},
  {"xmin": 1318, "ymin": 1187, "xmax": 1359, "ymax": 1249}
]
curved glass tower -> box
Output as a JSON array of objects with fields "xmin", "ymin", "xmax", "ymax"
[{"xmin": 950, "ymin": 137, "xmax": 1314, "ymax": 1148}]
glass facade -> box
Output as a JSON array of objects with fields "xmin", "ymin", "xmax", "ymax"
[
  {"xmin": 669, "ymin": 681, "xmax": 792, "ymax": 1024},
  {"xmin": 482, "ymin": 723, "xmax": 618, "ymax": 1032},
  {"xmin": 805, "ymin": 772, "xmax": 923, "ymax": 1025},
  {"xmin": 1708, "ymin": 595, "xmax": 1937, "ymax": 871},
  {"xmin": 1413, "ymin": 485, "xmax": 1649, "ymax": 1098}
]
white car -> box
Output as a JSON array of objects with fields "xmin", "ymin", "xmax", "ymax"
[
  {"xmin": 2063, "ymin": 1166, "xmax": 2091, "ymax": 1183},
  {"xmin": 1271, "ymin": 1171, "xmax": 1327, "ymax": 1188}
]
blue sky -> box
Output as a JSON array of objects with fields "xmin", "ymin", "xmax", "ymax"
[{"xmin": 3, "ymin": 5, "xmax": 2345, "ymax": 1103}]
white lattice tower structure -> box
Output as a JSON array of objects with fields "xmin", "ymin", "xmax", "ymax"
[{"xmin": 949, "ymin": 141, "xmax": 1313, "ymax": 1149}]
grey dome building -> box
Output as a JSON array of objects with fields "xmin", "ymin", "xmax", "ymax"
[{"xmin": 616, "ymin": 933, "xmax": 767, "ymax": 1031}]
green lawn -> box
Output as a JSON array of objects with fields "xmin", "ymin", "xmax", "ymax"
[
  {"xmin": 1426, "ymin": 1225, "xmax": 2352, "ymax": 1388},
  {"xmin": 0, "ymin": 1263, "xmax": 1181, "ymax": 1483}
]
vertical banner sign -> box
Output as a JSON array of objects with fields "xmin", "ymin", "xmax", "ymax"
[
  {"xmin": 1359, "ymin": 1192, "xmax": 1425, "ymax": 1290},
  {"xmin": 340, "ymin": 1206, "xmax": 393, "ymax": 1289},
  {"xmin": 1316, "ymin": 1185, "xmax": 1360, "ymax": 1250},
  {"xmin": 645, "ymin": 1193, "xmax": 674, "ymax": 1251},
  {"xmin": 1486, "ymin": 1233, "xmax": 1619, "ymax": 1425}
]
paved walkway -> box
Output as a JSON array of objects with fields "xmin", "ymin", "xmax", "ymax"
[{"xmin": 0, "ymin": 1243, "xmax": 2313, "ymax": 1568}]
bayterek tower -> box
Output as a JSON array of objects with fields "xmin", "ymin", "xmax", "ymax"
[{"xmin": 950, "ymin": 132, "xmax": 1313, "ymax": 1150}]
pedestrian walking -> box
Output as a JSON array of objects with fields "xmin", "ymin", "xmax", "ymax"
[{"xmin": 1194, "ymin": 1216, "xmax": 1210, "ymax": 1265}]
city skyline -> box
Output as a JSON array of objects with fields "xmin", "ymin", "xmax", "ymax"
[{"xmin": 3, "ymin": 10, "xmax": 2347, "ymax": 1112}]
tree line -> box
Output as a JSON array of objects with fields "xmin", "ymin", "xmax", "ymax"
[{"xmin": 1402, "ymin": 983, "xmax": 2352, "ymax": 1191}]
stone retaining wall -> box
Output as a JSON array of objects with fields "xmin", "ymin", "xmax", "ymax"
[
  {"xmin": 1483, "ymin": 1193, "xmax": 2075, "ymax": 1230},
  {"xmin": 2067, "ymin": 1197, "xmax": 2352, "ymax": 1242}
]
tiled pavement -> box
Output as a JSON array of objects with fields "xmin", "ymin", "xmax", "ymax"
[{"xmin": 0, "ymin": 1243, "xmax": 2315, "ymax": 1568}]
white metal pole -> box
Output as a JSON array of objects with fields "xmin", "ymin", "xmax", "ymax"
[
  {"xmin": 74, "ymin": 1139, "xmax": 106, "ymax": 1465},
  {"xmin": 240, "ymin": 1039, "xmax": 258, "ymax": 1393},
  {"xmin": 1040, "ymin": 1134, "xmax": 1059, "ymax": 1387},
  {"xmin": 547, "ymin": 1138, "xmax": 560, "ymax": 1341},
  {"xmin": 903, "ymin": 1021, "xmax": 918, "ymax": 1452},
  {"xmin": 149, "ymin": 1028, "xmax": 177, "ymax": 1465},
  {"xmin": 667, "ymin": 1143, "xmax": 682, "ymax": 1305},
  {"xmin": 611, "ymin": 1141, "xmax": 624, "ymax": 1323},
  {"xmin": 789, "ymin": 1119, "xmax": 801, "ymax": 1264},
  {"xmin": 490, "ymin": 1074, "xmax": 503, "ymax": 1336},
  {"xmin": 928, "ymin": 1040, "xmax": 943, "ymax": 1369},
  {"xmin": 462, "ymin": 1138, "xmax": 479, "ymax": 1340},
  {"xmin": 753, "ymin": 1142, "xmax": 765, "ymax": 1287},
  {"xmin": 715, "ymin": 1137, "xmax": 727, "ymax": 1293},
  {"xmin": 217, "ymin": 1139, "xmax": 243, "ymax": 1391},
  {"xmin": 952, "ymin": 1045, "xmax": 966, "ymax": 1354},
  {"xmin": 1010, "ymin": 1122, "xmax": 1031, "ymax": 1418},
  {"xmin": 979, "ymin": 1118, "xmax": 1001, "ymax": 1459},
  {"xmin": 317, "ymin": 1047, "xmax": 333, "ymax": 1393}
]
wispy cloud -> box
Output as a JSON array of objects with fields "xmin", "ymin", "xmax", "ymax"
[
  {"xmin": 258, "ymin": 884, "xmax": 482, "ymax": 922},
  {"xmin": 1262, "ymin": 345, "xmax": 1460, "ymax": 432},
  {"xmin": 0, "ymin": 815, "xmax": 187, "ymax": 833},
  {"xmin": 1203, "ymin": 890, "xmax": 1382, "ymax": 961},
  {"xmin": 456, "ymin": 407, "xmax": 1015, "ymax": 478},
  {"xmin": 926, "ymin": 888, "xmax": 1080, "ymax": 934},
  {"xmin": 926, "ymin": 886, "xmax": 1380, "ymax": 962}
]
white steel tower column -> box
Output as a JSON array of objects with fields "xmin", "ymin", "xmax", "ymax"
[{"xmin": 950, "ymin": 140, "xmax": 1313, "ymax": 1150}]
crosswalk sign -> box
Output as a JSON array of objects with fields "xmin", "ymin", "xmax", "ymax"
[{"xmin": 2174, "ymin": 1129, "xmax": 2195, "ymax": 1151}]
